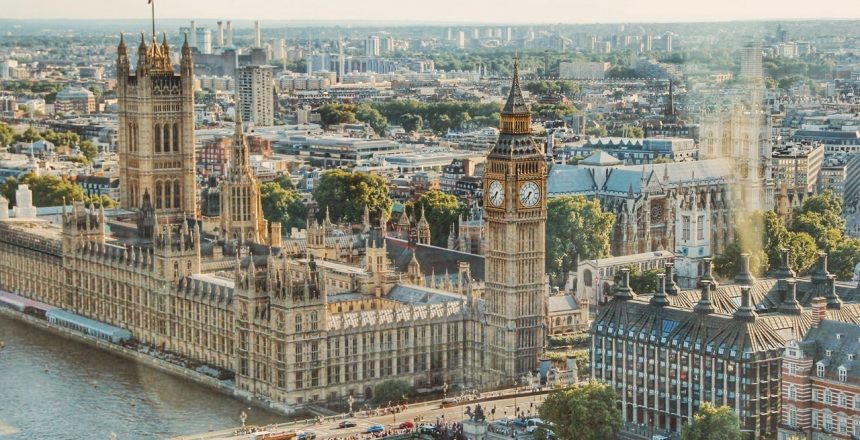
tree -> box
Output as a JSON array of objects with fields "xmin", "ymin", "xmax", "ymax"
[
  {"xmin": 86, "ymin": 194, "xmax": 118, "ymax": 209},
  {"xmin": 79, "ymin": 140, "xmax": 98, "ymax": 162},
  {"xmin": 616, "ymin": 266, "xmax": 662, "ymax": 294},
  {"xmin": 14, "ymin": 127, "xmax": 43, "ymax": 143},
  {"xmin": 408, "ymin": 190, "xmax": 468, "ymax": 248},
  {"xmin": 260, "ymin": 182, "xmax": 308, "ymax": 231},
  {"xmin": 713, "ymin": 241, "xmax": 769, "ymax": 279},
  {"xmin": 400, "ymin": 113, "xmax": 423, "ymax": 133},
  {"xmin": 546, "ymin": 195, "xmax": 615, "ymax": 282},
  {"xmin": 791, "ymin": 190, "xmax": 845, "ymax": 251},
  {"xmin": 355, "ymin": 103, "xmax": 388, "ymax": 136},
  {"xmin": 0, "ymin": 123, "xmax": 13, "ymax": 147},
  {"xmin": 43, "ymin": 130, "xmax": 80, "ymax": 147},
  {"xmin": 312, "ymin": 169, "xmax": 392, "ymax": 224},
  {"xmin": 317, "ymin": 103, "xmax": 356, "ymax": 127},
  {"xmin": 2, "ymin": 173, "xmax": 86, "ymax": 207},
  {"xmin": 372, "ymin": 379, "xmax": 414, "ymax": 405},
  {"xmin": 681, "ymin": 403, "xmax": 742, "ymax": 440},
  {"xmin": 538, "ymin": 381, "xmax": 622, "ymax": 440},
  {"xmin": 830, "ymin": 238, "xmax": 860, "ymax": 281},
  {"xmin": 609, "ymin": 126, "xmax": 644, "ymax": 138},
  {"xmin": 585, "ymin": 126, "xmax": 607, "ymax": 137}
]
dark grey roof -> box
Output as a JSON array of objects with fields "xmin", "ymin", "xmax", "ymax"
[
  {"xmin": 387, "ymin": 284, "xmax": 466, "ymax": 305},
  {"xmin": 802, "ymin": 319, "xmax": 860, "ymax": 381},
  {"xmin": 502, "ymin": 60, "xmax": 528, "ymax": 115},
  {"xmin": 386, "ymin": 237, "xmax": 485, "ymax": 281}
]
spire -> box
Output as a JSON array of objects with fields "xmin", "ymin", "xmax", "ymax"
[
  {"xmin": 694, "ymin": 280, "xmax": 715, "ymax": 315},
  {"xmin": 118, "ymin": 32, "xmax": 127, "ymax": 54},
  {"xmin": 502, "ymin": 55, "xmax": 528, "ymax": 115}
]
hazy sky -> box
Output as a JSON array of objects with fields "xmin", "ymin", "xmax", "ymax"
[{"xmin": 2, "ymin": 0, "xmax": 860, "ymax": 23}]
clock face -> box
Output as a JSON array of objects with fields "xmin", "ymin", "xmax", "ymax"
[
  {"xmin": 488, "ymin": 180, "xmax": 504, "ymax": 207},
  {"xmin": 519, "ymin": 181, "xmax": 541, "ymax": 208}
]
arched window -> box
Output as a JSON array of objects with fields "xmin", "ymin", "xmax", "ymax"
[
  {"xmin": 154, "ymin": 123, "xmax": 162, "ymax": 153},
  {"xmin": 155, "ymin": 181, "xmax": 162, "ymax": 209},
  {"xmin": 173, "ymin": 180, "xmax": 181, "ymax": 210},
  {"xmin": 163, "ymin": 124, "xmax": 171, "ymax": 154},
  {"xmin": 173, "ymin": 123, "xmax": 180, "ymax": 152},
  {"xmin": 583, "ymin": 269, "xmax": 593, "ymax": 287},
  {"xmin": 554, "ymin": 318, "xmax": 560, "ymax": 326},
  {"xmin": 163, "ymin": 182, "xmax": 171, "ymax": 209}
]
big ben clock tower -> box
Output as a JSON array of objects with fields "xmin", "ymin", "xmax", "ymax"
[{"xmin": 483, "ymin": 58, "xmax": 547, "ymax": 384}]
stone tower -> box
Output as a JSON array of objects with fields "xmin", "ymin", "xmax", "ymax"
[
  {"xmin": 116, "ymin": 32, "xmax": 197, "ymax": 219},
  {"xmin": 483, "ymin": 58, "xmax": 548, "ymax": 383},
  {"xmin": 219, "ymin": 110, "xmax": 268, "ymax": 244}
]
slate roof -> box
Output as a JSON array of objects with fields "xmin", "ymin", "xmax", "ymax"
[
  {"xmin": 547, "ymin": 166, "xmax": 595, "ymax": 195},
  {"xmin": 579, "ymin": 150, "xmax": 623, "ymax": 166},
  {"xmin": 387, "ymin": 284, "xmax": 466, "ymax": 305},
  {"xmin": 801, "ymin": 319, "xmax": 860, "ymax": 381},
  {"xmin": 386, "ymin": 237, "xmax": 485, "ymax": 281},
  {"xmin": 548, "ymin": 294, "xmax": 582, "ymax": 313}
]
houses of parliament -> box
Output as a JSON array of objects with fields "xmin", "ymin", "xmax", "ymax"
[{"xmin": 0, "ymin": 35, "xmax": 548, "ymax": 405}]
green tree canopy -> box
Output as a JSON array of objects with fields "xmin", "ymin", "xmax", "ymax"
[
  {"xmin": 317, "ymin": 103, "xmax": 357, "ymax": 127},
  {"xmin": 538, "ymin": 381, "xmax": 622, "ymax": 440},
  {"xmin": 585, "ymin": 126, "xmax": 607, "ymax": 137},
  {"xmin": 372, "ymin": 379, "xmax": 414, "ymax": 405},
  {"xmin": 2, "ymin": 173, "xmax": 86, "ymax": 207},
  {"xmin": 79, "ymin": 140, "xmax": 98, "ymax": 162},
  {"xmin": 791, "ymin": 189, "xmax": 845, "ymax": 250},
  {"xmin": 408, "ymin": 190, "xmax": 468, "ymax": 248},
  {"xmin": 400, "ymin": 113, "xmax": 423, "ymax": 133},
  {"xmin": 0, "ymin": 123, "xmax": 14, "ymax": 147},
  {"xmin": 43, "ymin": 130, "xmax": 80, "ymax": 147},
  {"xmin": 546, "ymin": 195, "xmax": 615, "ymax": 282},
  {"xmin": 14, "ymin": 127, "xmax": 43, "ymax": 143},
  {"xmin": 260, "ymin": 181, "xmax": 308, "ymax": 231},
  {"xmin": 615, "ymin": 266, "xmax": 661, "ymax": 294},
  {"xmin": 609, "ymin": 126, "xmax": 644, "ymax": 138},
  {"xmin": 830, "ymin": 237, "xmax": 860, "ymax": 281},
  {"xmin": 681, "ymin": 403, "xmax": 742, "ymax": 440},
  {"xmin": 312, "ymin": 169, "xmax": 392, "ymax": 224},
  {"xmin": 355, "ymin": 103, "xmax": 388, "ymax": 136}
]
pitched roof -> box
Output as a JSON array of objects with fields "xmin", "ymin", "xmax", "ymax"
[{"xmin": 579, "ymin": 150, "xmax": 623, "ymax": 166}]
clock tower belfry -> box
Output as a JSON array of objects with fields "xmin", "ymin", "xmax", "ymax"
[{"xmin": 483, "ymin": 58, "xmax": 547, "ymax": 384}]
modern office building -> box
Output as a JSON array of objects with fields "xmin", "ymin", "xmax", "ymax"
[{"xmin": 740, "ymin": 42, "xmax": 764, "ymax": 80}]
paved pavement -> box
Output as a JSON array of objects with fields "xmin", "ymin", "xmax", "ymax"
[{"xmin": 173, "ymin": 389, "xmax": 552, "ymax": 440}]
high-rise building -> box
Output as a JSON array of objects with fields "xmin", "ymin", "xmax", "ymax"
[
  {"xmin": 254, "ymin": 21, "xmax": 261, "ymax": 48},
  {"xmin": 190, "ymin": 20, "xmax": 197, "ymax": 48},
  {"xmin": 116, "ymin": 33, "xmax": 197, "ymax": 218},
  {"xmin": 216, "ymin": 21, "xmax": 224, "ymax": 48},
  {"xmin": 381, "ymin": 36, "xmax": 394, "ymax": 54},
  {"xmin": 483, "ymin": 59, "xmax": 547, "ymax": 381},
  {"xmin": 237, "ymin": 65, "xmax": 274, "ymax": 127},
  {"xmin": 740, "ymin": 41, "xmax": 764, "ymax": 80},
  {"xmin": 226, "ymin": 21, "xmax": 233, "ymax": 47},
  {"xmin": 457, "ymin": 31, "xmax": 466, "ymax": 49},
  {"xmin": 664, "ymin": 32, "xmax": 673, "ymax": 52},
  {"xmin": 365, "ymin": 35, "xmax": 380, "ymax": 57}
]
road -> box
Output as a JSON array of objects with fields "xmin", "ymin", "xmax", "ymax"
[{"xmin": 173, "ymin": 389, "xmax": 552, "ymax": 440}]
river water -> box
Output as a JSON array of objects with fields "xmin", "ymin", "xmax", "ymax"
[{"xmin": 0, "ymin": 314, "xmax": 287, "ymax": 439}]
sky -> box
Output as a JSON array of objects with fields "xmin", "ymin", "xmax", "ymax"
[{"xmin": 1, "ymin": 0, "xmax": 859, "ymax": 23}]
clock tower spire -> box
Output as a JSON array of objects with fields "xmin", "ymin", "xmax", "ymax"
[{"xmin": 483, "ymin": 57, "xmax": 547, "ymax": 384}]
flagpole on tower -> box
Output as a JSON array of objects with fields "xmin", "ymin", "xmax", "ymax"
[{"xmin": 149, "ymin": 0, "xmax": 155, "ymax": 40}]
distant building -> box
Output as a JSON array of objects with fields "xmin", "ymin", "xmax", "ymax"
[
  {"xmin": 740, "ymin": 42, "xmax": 764, "ymax": 80},
  {"xmin": 237, "ymin": 65, "xmax": 275, "ymax": 127},
  {"xmin": 55, "ymin": 86, "xmax": 96, "ymax": 114},
  {"xmin": 547, "ymin": 293, "xmax": 589, "ymax": 335},
  {"xmin": 564, "ymin": 137, "xmax": 698, "ymax": 165},
  {"xmin": 365, "ymin": 35, "xmax": 380, "ymax": 57},
  {"xmin": 559, "ymin": 61, "xmax": 610, "ymax": 80},
  {"xmin": 771, "ymin": 141, "xmax": 825, "ymax": 195}
]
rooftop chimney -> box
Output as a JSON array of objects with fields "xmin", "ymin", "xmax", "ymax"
[
  {"xmin": 734, "ymin": 253, "xmax": 756, "ymax": 286},
  {"xmin": 811, "ymin": 296, "xmax": 826, "ymax": 328},
  {"xmin": 825, "ymin": 275, "xmax": 843, "ymax": 310},
  {"xmin": 665, "ymin": 262, "xmax": 680, "ymax": 296},
  {"xmin": 733, "ymin": 285, "xmax": 757, "ymax": 322},
  {"xmin": 699, "ymin": 257, "xmax": 719, "ymax": 288},
  {"xmin": 694, "ymin": 280, "xmax": 715, "ymax": 315},
  {"xmin": 779, "ymin": 279, "xmax": 803, "ymax": 315},
  {"xmin": 613, "ymin": 268, "xmax": 635, "ymax": 301},
  {"xmin": 650, "ymin": 273, "xmax": 670, "ymax": 307}
]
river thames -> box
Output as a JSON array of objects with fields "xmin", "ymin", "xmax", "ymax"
[{"xmin": 0, "ymin": 314, "xmax": 286, "ymax": 439}]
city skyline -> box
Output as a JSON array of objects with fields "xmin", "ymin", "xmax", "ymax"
[{"xmin": 2, "ymin": 0, "xmax": 860, "ymax": 23}]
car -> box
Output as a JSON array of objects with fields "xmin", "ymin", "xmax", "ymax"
[
  {"xmin": 337, "ymin": 420, "xmax": 357, "ymax": 428},
  {"xmin": 512, "ymin": 418, "xmax": 529, "ymax": 428},
  {"xmin": 366, "ymin": 424, "xmax": 385, "ymax": 434},
  {"xmin": 418, "ymin": 424, "xmax": 440, "ymax": 435},
  {"xmin": 399, "ymin": 420, "xmax": 415, "ymax": 429},
  {"xmin": 297, "ymin": 431, "xmax": 316, "ymax": 440}
]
